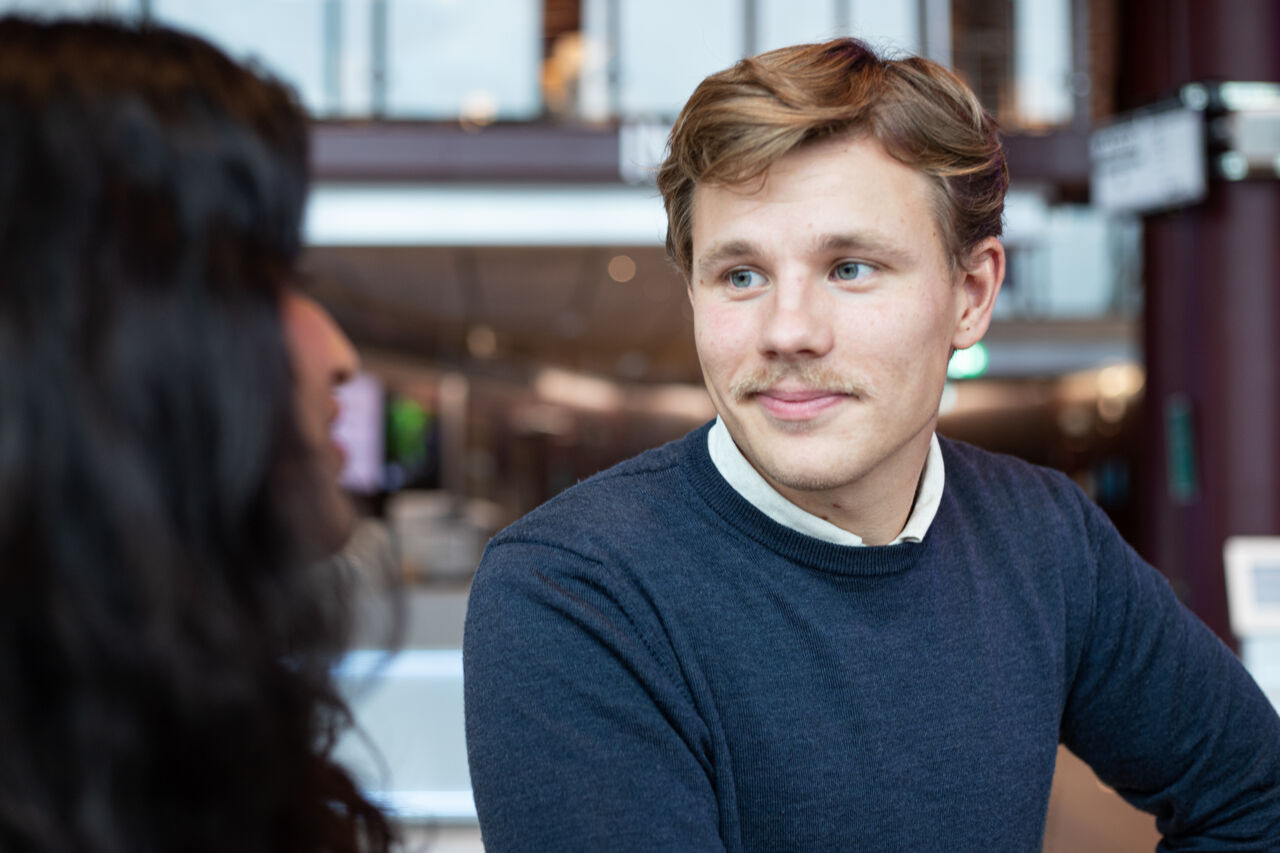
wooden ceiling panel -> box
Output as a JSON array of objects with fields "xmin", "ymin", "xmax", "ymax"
[
  {"xmin": 303, "ymin": 246, "xmax": 468, "ymax": 322},
  {"xmin": 301, "ymin": 244, "xmax": 703, "ymax": 384},
  {"xmin": 472, "ymin": 247, "xmax": 589, "ymax": 335}
]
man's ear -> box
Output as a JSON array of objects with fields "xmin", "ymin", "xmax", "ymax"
[{"xmin": 952, "ymin": 236, "xmax": 1005, "ymax": 351}]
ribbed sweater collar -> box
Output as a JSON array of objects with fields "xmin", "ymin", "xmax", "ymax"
[{"xmin": 678, "ymin": 422, "xmax": 933, "ymax": 578}]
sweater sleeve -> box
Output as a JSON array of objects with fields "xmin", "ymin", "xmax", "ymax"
[
  {"xmin": 1060, "ymin": 496, "xmax": 1280, "ymax": 850},
  {"xmin": 463, "ymin": 538, "xmax": 727, "ymax": 852}
]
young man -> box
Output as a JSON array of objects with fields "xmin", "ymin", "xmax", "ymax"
[{"xmin": 464, "ymin": 39, "xmax": 1280, "ymax": 851}]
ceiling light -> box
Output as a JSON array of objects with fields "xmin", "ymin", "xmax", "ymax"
[{"xmin": 608, "ymin": 254, "xmax": 637, "ymax": 283}]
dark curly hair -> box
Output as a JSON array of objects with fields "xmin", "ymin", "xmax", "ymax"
[{"xmin": 0, "ymin": 16, "xmax": 392, "ymax": 852}]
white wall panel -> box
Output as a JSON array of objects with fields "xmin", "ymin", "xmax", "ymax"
[
  {"xmin": 617, "ymin": 0, "xmax": 741, "ymax": 117},
  {"xmin": 153, "ymin": 0, "xmax": 328, "ymax": 111},
  {"xmin": 384, "ymin": 0, "xmax": 541, "ymax": 120},
  {"xmin": 756, "ymin": 0, "xmax": 840, "ymax": 54}
]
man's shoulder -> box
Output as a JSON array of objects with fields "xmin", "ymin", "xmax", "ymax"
[
  {"xmin": 489, "ymin": 425, "xmax": 705, "ymax": 552},
  {"xmin": 938, "ymin": 434, "xmax": 1087, "ymax": 516},
  {"xmin": 934, "ymin": 437, "xmax": 1122, "ymax": 602}
]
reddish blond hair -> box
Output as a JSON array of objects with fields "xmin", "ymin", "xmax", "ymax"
[{"xmin": 657, "ymin": 38, "xmax": 1008, "ymax": 277}]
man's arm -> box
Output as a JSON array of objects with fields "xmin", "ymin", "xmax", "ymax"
[
  {"xmin": 463, "ymin": 539, "xmax": 727, "ymax": 852},
  {"xmin": 1061, "ymin": 497, "xmax": 1280, "ymax": 849}
]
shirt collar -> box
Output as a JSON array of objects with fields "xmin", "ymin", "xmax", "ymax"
[{"xmin": 706, "ymin": 417, "xmax": 944, "ymax": 546}]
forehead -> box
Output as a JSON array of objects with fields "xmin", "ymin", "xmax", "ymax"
[{"xmin": 690, "ymin": 134, "xmax": 944, "ymax": 266}]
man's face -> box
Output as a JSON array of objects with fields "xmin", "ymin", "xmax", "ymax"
[
  {"xmin": 689, "ymin": 134, "xmax": 999, "ymax": 530},
  {"xmin": 281, "ymin": 291, "xmax": 359, "ymax": 549}
]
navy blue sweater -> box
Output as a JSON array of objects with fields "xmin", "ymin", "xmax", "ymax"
[{"xmin": 464, "ymin": 424, "xmax": 1280, "ymax": 851}]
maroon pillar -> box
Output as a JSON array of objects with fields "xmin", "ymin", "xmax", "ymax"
[{"xmin": 1119, "ymin": 0, "xmax": 1280, "ymax": 644}]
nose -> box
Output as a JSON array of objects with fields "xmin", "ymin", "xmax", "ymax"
[{"xmin": 758, "ymin": 278, "xmax": 834, "ymax": 361}]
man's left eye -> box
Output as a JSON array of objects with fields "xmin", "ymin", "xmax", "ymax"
[{"xmin": 833, "ymin": 261, "xmax": 872, "ymax": 281}]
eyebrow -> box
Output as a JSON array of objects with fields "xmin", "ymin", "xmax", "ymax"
[
  {"xmin": 694, "ymin": 232, "xmax": 912, "ymax": 280},
  {"xmin": 814, "ymin": 232, "xmax": 913, "ymax": 264},
  {"xmin": 693, "ymin": 240, "xmax": 758, "ymax": 280}
]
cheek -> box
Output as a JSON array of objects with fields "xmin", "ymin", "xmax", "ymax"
[
  {"xmin": 292, "ymin": 378, "xmax": 332, "ymax": 446},
  {"xmin": 288, "ymin": 331, "xmax": 327, "ymax": 386},
  {"xmin": 829, "ymin": 297, "xmax": 906, "ymax": 353},
  {"xmin": 693, "ymin": 302, "xmax": 754, "ymax": 364},
  {"xmin": 857, "ymin": 292, "xmax": 953, "ymax": 351},
  {"xmin": 831, "ymin": 301, "xmax": 947, "ymax": 390}
]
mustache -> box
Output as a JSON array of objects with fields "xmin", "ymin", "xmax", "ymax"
[{"xmin": 729, "ymin": 364, "xmax": 869, "ymax": 403}]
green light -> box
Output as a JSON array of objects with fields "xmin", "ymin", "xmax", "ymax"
[{"xmin": 947, "ymin": 342, "xmax": 989, "ymax": 379}]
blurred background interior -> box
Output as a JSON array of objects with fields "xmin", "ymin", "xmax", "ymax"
[{"xmin": 11, "ymin": 0, "xmax": 1280, "ymax": 850}]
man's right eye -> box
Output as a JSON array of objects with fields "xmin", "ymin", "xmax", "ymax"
[{"xmin": 728, "ymin": 269, "xmax": 764, "ymax": 289}]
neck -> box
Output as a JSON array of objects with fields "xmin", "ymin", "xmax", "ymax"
[{"xmin": 761, "ymin": 429, "xmax": 933, "ymax": 546}]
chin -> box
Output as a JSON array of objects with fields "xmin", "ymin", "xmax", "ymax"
[
  {"xmin": 293, "ymin": 484, "xmax": 357, "ymax": 563},
  {"xmin": 741, "ymin": 433, "xmax": 863, "ymax": 490},
  {"xmin": 765, "ymin": 464, "xmax": 858, "ymax": 494},
  {"xmin": 321, "ymin": 490, "xmax": 358, "ymax": 552},
  {"xmin": 743, "ymin": 445, "xmax": 848, "ymax": 491}
]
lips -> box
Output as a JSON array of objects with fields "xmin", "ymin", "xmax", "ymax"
[{"xmin": 755, "ymin": 388, "xmax": 848, "ymax": 420}]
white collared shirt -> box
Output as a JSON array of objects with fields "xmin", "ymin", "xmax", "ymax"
[{"xmin": 707, "ymin": 417, "xmax": 944, "ymax": 546}]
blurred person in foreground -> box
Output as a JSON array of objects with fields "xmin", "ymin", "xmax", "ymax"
[
  {"xmin": 464, "ymin": 38, "xmax": 1280, "ymax": 851},
  {"xmin": 0, "ymin": 16, "xmax": 392, "ymax": 852}
]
